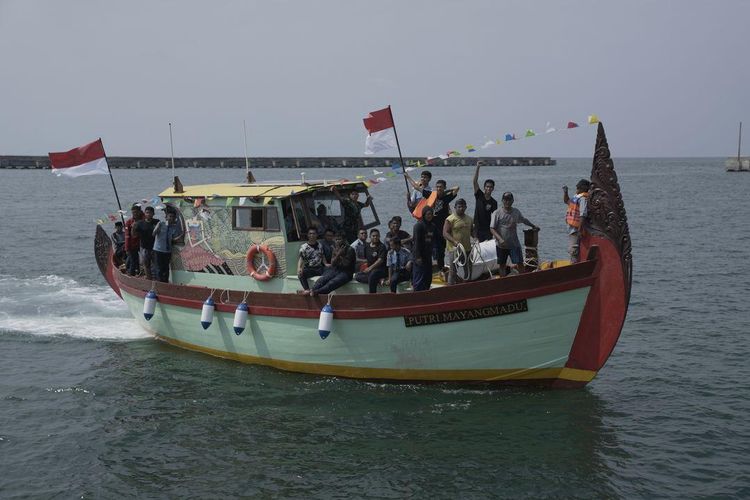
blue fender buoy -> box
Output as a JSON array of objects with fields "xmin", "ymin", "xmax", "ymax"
[
  {"xmin": 318, "ymin": 303, "xmax": 333, "ymax": 340},
  {"xmin": 233, "ymin": 302, "xmax": 249, "ymax": 335},
  {"xmin": 143, "ymin": 290, "xmax": 157, "ymax": 321},
  {"xmin": 201, "ymin": 297, "xmax": 215, "ymax": 330}
]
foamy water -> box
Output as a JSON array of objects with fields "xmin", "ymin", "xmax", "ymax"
[{"xmin": 0, "ymin": 274, "xmax": 149, "ymax": 341}]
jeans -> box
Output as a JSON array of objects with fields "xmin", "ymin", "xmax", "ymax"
[
  {"xmin": 411, "ymin": 260, "xmax": 433, "ymax": 291},
  {"xmin": 313, "ymin": 268, "xmax": 352, "ymax": 295},
  {"xmin": 154, "ymin": 250, "xmax": 172, "ymax": 283},
  {"xmin": 496, "ymin": 246, "xmax": 523, "ymax": 265},
  {"xmin": 299, "ymin": 266, "xmax": 323, "ymax": 290},
  {"xmin": 389, "ymin": 269, "xmax": 411, "ymax": 293},
  {"xmin": 355, "ymin": 267, "xmax": 387, "ymax": 293},
  {"xmin": 140, "ymin": 248, "xmax": 154, "ymax": 279},
  {"xmin": 126, "ymin": 249, "xmax": 140, "ymax": 276}
]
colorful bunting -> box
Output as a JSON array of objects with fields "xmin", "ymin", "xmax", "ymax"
[
  {"xmin": 545, "ymin": 122, "xmax": 556, "ymax": 133},
  {"xmin": 448, "ymin": 150, "xmax": 461, "ymax": 157},
  {"xmin": 525, "ymin": 129, "xmax": 536, "ymax": 137},
  {"xmin": 567, "ymin": 122, "xmax": 579, "ymax": 129},
  {"xmin": 504, "ymin": 133, "xmax": 515, "ymax": 141},
  {"xmin": 466, "ymin": 144, "xmax": 476, "ymax": 152},
  {"xmin": 587, "ymin": 114, "xmax": 599, "ymax": 124}
]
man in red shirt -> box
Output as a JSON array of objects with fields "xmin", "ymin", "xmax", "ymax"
[{"xmin": 124, "ymin": 204, "xmax": 144, "ymax": 276}]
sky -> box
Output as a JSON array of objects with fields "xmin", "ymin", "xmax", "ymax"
[{"xmin": 1, "ymin": 0, "xmax": 748, "ymax": 158}]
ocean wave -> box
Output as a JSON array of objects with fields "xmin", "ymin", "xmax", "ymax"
[{"xmin": 0, "ymin": 274, "xmax": 149, "ymax": 341}]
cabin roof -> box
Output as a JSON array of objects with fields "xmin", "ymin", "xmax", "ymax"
[{"xmin": 158, "ymin": 181, "xmax": 368, "ymax": 199}]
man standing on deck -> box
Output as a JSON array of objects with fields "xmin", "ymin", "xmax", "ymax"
[
  {"xmin": 490, "ymin": 192, "xmax": 539, "ymax": 277},
  {"xmin": 472, "ymin": 161, "xmax": 497, "ymax": 242},
  {"xmin": 133, "ymin": 206, "xmax": 159, "ymax": 279},
  {"xmin": 332, "ymin": 187, "xmax": 372, "ymax": 244},
  {"xmin": 423, "ymin": 179, "xmax": 459, "ymax": 280},
  {"xmin": 443, "ymin": 199, "xmax": 473, "ymax": 285},
  {"xmin": 124, "ymin": 204, "xmax": 143, "ymax": 276},
  {"xmin": 152, "ymin": 208, "xmax": 184, "ymax": 283},
  {"xmin": 406, "ymin": 170, "xmax": 432, "ymax": 210},
  {"xmin": 563, "ymin": 179, "xmax": 591, "ymax": 263},
  {"xmin": 411, "ymin": 207, "xmax": 436, "ymax": 291}
]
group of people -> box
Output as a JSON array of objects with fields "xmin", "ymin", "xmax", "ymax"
[
  {"xmin": 297, "ymin": 162, "xmax": 592, "ymax": 295},
  {"xmin": 111, "ymin": 164, "xmax": 591, "ymax": 293},
  {"xmin": 111, "ymin": 203, "xmax": 184, "ymax": 282}
]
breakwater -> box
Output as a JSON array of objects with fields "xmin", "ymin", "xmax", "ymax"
[{"xmin": 0, "ymin": 156, "xmax": 555, "ymax": 169}]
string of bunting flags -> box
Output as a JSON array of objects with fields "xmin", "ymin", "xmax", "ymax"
[
  {"xmin": 356, "ymin": 113, "xmax": 600, "ymax": 188},
  {"xmin": 93, "ymin": 113, "xmax": 600, "ymax": 224}
]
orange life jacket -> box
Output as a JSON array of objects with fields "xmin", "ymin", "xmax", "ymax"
[
  {"xmin": 565, "ymin": 192, "xmax": 589, "ymax": 228},
  {"xmin": 412, "ymin": 190, "xmax": 438, "ymax": 219}
]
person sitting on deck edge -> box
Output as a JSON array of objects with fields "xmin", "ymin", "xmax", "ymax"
[
  {"xmin": 355, "ymin": 228, "xmax": 388, "ymax": 293},
  {"xmin": 307, "ymin": 231, "xmax": 356, "ymax": 297},
  {"xmin": 387, "ymin": 237, "xmax": 412, "ymax": 293},
  {"xmin": 297, "ymin": 227, "xmax": 327, "ymax": 292}
]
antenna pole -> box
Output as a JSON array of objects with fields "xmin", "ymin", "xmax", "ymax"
[{"xmin": 169, "ymin": 122, "xmax": 176, "ymax": 177}]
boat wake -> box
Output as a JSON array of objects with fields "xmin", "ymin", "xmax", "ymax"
[{"xmin": 0, "ymin": 274, "xmax": 149, "ymax": 341}]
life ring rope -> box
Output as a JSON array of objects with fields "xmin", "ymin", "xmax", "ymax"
[{"xmin": 246, "ymin": 244, "xmax": 277, "ymax": 281}]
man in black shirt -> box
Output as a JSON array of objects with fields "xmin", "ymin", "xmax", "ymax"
[
  {"xmin": 412, "ymin": 207, "xmax": 436, "ymax": 291},
  {"xmin": 422, "ymin": 179, "xmax": 458, "ymax": 277},
  {"xmin": 472, "ymin": 161, "xmax": 497, "ymax": 242},
  {"xmin": 132, "ymin": 206, "xmax": 160, "ymax": 279},
  {"xmin": 355, "ymin": 228, "xmax": 388, "ymax": 293},
  {"xmin": 309, "ymin": 232, "xmax": 356, "ymax": 296}
]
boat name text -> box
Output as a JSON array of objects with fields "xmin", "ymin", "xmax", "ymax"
[{"xmin": 403, "ymin": 299, "xmax": 528, "ymax": 328}]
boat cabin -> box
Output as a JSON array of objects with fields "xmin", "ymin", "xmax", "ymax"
[{"xmin": 157, "ymin": 180, "xmax": 380, "ymax": 293}]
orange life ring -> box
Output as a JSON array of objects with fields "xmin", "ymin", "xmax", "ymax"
[{"xmin": 246, "ymin": 244, "xmax": 277, "ymax": 281}]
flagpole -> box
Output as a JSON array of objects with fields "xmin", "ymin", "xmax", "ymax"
[
  {"xmin": 101, "ymin": 139, "xmax": 125, "ymax": 225},
  {"xmin": 386, "ymin": 105, "xmax": 411, "ymax": 195}
]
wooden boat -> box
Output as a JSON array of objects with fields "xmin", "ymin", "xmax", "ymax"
[{"xmin": 94, "ymin": 123, "xmax": 632, "ymax": 387}]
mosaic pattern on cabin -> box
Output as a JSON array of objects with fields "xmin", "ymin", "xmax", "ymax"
[{"xmin": 171, "ymin": 203, "xmax": 288, "ymax": 278}]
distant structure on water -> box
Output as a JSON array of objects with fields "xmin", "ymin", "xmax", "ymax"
[
  {"xmin": 0, "ymin": 155, "xmax": 555, "ymax": 169},
  {"xmin": 727, "ymin": 121, "xmax": 749, "ymax": 172}
]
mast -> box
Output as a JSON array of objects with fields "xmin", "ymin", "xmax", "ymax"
[{"xmin": 738, "ymin": 121, "xmax": 743, "ymax": 164}]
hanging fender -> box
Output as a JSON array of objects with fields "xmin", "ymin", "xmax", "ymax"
[{"xmin": 246, "ymin": 244, "xmax": 278, "ymax": 281}]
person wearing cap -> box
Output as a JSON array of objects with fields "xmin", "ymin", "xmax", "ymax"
[
  {"xmin": 443, "ymin": 199, "xmax": 473, "ymax": 285},
  {"xmin": 124, "ymin": 204, "xmax": 144, "ymax": 276},
  {"xmin": 152, "ymin": 207, "xmax": 184, "ymax": 283},
  {"xmin": 490, "ymin": 192, "xmax": 539, "ymax": 277}
]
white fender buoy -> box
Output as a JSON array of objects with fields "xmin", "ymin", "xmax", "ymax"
[
  {"xmin": 143, "ymin": 290, "xmax": 157, "ymax": 321},
  {"xmin": 233, "ymin": 302, "xmax": 249, "ymax": 335},
  {"xmin": 201, "ymin": 297, "xmax": 215, "ymax": 330},
  {"xmin": 318, "ymin": 303, "xmax": 333, "ymax": 340}
]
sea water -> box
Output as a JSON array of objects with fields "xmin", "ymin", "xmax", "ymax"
[{"xmin": 1, "ymin": 159, "xmax": 749, "ymax": 498}]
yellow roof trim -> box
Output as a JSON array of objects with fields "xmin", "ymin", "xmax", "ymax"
[{"xmin": 158, "ymin": 181, "xmax": 366, "ymax": 199}]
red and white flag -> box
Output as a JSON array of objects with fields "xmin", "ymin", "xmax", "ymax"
[
  {"xmin": 363, "ymin": 107, "xmax": 397, "ymax": 155},
  {"xmin": 48, "ymin": 139, "xmax": 109, "ymax": 177}
]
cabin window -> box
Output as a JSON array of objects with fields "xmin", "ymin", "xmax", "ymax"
[{"xmin": 232, "ymin": 207, "xmax": 280, "ymax": 231}]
